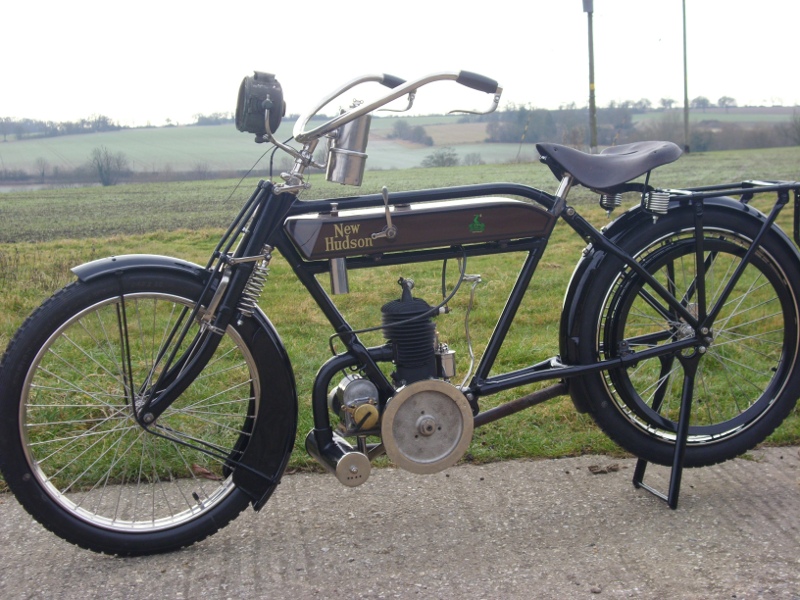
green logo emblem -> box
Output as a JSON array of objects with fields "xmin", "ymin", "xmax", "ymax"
[{"xmin": 469, "ymin": 214, "xmax": 485, "ymax": 233}]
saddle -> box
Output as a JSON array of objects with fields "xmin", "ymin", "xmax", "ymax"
[{"xmin": 536, "ymin": 141, "xmax": 682, "ymax": 192}]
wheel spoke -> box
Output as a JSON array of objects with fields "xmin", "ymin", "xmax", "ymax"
[
  {"xmin": 598, "ymin": 225, "xmax": 798, "ymax": 457},
  {"xmin": 18, "ymin": 287, "xmax": 260, "ymax": 535}
]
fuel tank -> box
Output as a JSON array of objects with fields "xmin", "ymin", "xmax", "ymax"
[{"xmin": 284, "ymin": 198, "xmax": 555, "ymax": 260}]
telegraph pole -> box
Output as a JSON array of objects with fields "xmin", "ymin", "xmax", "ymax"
[
  {"xmin": 683, "ymin": 0, "xmax": 690, "ymax": 153},
  {"xmin": 584, "ymin": 0, "xmax": 598, "ymax": 153}
]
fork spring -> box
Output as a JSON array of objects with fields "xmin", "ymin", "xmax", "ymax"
[{"xmin": 237, "ymin": 247, "xmax": 272, "ymax": 317}]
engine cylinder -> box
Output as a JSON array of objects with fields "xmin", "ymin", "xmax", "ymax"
[{"xmin": 381, "ymin": 279, "xmax": 437, "ymax": 385}]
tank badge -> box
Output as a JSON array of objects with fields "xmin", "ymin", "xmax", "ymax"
[
  {"xmin": 469, "ymin": 214, "xmax": 486, "ymax": 233},
  {"xmin": 324, "ymin": 222, "xmax": 375, "ymax": 253}
]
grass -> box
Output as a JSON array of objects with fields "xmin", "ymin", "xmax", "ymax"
[
  {"xmin": 4, "ymin": 146, "xmax": 800, "ymax": 243},
  {"xmin": 1, "ymin": 147, "xmax": 799, "ymax": 478}
]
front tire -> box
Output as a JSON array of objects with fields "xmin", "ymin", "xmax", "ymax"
[
  {"xmin": 568, "ymin": 205, "xmax": 800, "ymax": 467},
  {"xmin": 0, "ymin": 271, "xmax": 290, "ymax": 554}
]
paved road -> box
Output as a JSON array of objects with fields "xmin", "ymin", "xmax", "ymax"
[{"xmin": 1, "ymin": 447, "xmax": 798, "ymax": 599}]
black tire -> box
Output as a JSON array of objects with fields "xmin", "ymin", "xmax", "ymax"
[
  {"xmin": 0, "ymin": 271, "xmax": 290, "ymax": 555},
  {"xmin": 569, "ymin": 205, "xmax": 800, "ymax": 467}
]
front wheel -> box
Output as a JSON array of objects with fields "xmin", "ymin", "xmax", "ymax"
[
  {"xmin": 0, "ymin": 271, "xmax": 294, "ymax": 555},
  {"xmin": 568, "ymin": 205, "xmax": 800, "ymax": 467}
]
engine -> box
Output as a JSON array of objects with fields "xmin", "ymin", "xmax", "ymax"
[
  {"xmin": 320, "ymin": 276, "xmax": 475, "ymax": 483},
  {"xmin": 381, "ymin": 277, "xmax": 438, "ymax": 385},
  {"xmin": 330, "ymin": 277, "xmax": 456, "ymax": 437}
]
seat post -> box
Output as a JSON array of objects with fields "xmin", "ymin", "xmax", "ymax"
[{"xmin": 552, "ymin": 174, "xmax": 574, "ymax": 215}]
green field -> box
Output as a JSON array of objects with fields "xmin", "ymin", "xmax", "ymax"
[
  {"xmin": 1, "ymin": 148, "xmax": 799, "ymax": 475},
  {"xmin": 634, "ymin": 106, "xmax": 797, "ymax": 126},
  {"xmin": 0, "ymin": 115, "xmax": 522, "ymax": 177},
  {"xmin": 3, "ymin": 106, "xmax": 795, "ymax": 180}
]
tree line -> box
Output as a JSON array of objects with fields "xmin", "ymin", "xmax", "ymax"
[
  {"xmin": 0, "ymin": 112, "xmax": 242, "ymax": 142},
  {"xmin": 459, "ymin": 98, "xmax": 800, "ymax": 153},
  {"xmin": 1, "ymin": 115, "xmax": 123, "ymax": 141}
]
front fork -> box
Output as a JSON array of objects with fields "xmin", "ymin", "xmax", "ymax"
[{"xmin": 132, "ymin": 182, "xmax": 291, "ymax": 424}]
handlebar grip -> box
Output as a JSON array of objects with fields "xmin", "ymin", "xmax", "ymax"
[
  {"xmin": 456, "ymin": 71, "xmax": 500, "ymax": 94},
  {"xmin": 381, "ymin": 74, "xmax": 406, "ymax": 89}
]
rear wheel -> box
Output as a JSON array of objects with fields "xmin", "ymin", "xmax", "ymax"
[
  {"xmin": 569, "ymin": 207, "xmax": 800, "ymax": 466},
  {"xmin": 0, "ymin": 271, "xmax": 289, "ymax": 554}
]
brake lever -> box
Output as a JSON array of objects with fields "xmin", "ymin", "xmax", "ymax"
[
  {"xmin": 447, "ymin": 85, "xmax": 504, "ymax": 116},
  {"xmin": 378, "ymin": 91, "xmax": 417, "ymax": 114}
]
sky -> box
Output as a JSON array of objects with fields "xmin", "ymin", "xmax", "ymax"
[{"xmin": 2, "ymin": 1, "xmax": 798, "ymax": 127}]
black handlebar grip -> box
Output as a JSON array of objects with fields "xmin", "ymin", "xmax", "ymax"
[
  {"xmin": 456, "ymin": 71, "xmax": 499, "ymax": 94},
  {"xmin": 381, "ymin": 74, "xmax": 406, "ymax": 89}
]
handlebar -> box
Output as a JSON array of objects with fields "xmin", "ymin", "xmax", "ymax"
[{"xmin": 292, "ymin": 70, "xmax": 502, "ymax": 144}]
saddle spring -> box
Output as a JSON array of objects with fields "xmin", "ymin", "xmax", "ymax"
[
  {"xmin": 642, "ymin": 191, "xmax": 671, "ymax": 216},
  {"xmin": 599, "ymin": 193, "xmax": 622, "ymax": 215}
]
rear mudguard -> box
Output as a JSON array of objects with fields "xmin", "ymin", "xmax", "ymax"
[
  {"xmin": 72, "ymin": 254, "xmax": 298, "ymax": 509},
  {"xmin": 559, "ymin": 196, "xmax": 780, "ymax": 413}
]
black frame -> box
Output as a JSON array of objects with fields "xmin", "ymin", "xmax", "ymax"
[
  {"xmin": 252, "ymin": 179, "xmax": 800, "ymax": 437},
  {"xmin": 137, "ymin": 174, "xmax": 800, "ymax": 508}
]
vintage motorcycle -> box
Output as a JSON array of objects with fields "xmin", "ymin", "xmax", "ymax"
[{"xmin": 1, "ymin": 70, "xmax": 799, "ymax": 555}]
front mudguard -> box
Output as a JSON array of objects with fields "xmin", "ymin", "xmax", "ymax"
[
  {"xmin": 72, "ymin": 254, "xmax": 298, "ymax": 509},
  {"xmin": 559, "ymin": 196, "xmax": 773, "ymax": 413},
  {"xmin": 72, "ymin": 253, "xmax": 209, "ymax": 283}
]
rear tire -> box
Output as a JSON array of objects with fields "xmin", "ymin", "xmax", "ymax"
[
  {"xmin": 0, "ymin": 271, "xmax": 290, "ymax": 554},
  {"xmin": 568, "ymin": 206, "xmax": 800, "ymax": 467}
]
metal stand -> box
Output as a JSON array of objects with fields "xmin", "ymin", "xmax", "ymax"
[{"xmin": 632, "ymin": 357, "xmax": 697, "ymax": 509}]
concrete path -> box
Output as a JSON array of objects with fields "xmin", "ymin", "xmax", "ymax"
[{"xmin": 1, "ymin": 447, "xmax": 798, "ymax": 599}]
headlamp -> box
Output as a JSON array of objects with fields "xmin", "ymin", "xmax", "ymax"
[{"xmin": 235, "ymin": 72, "xmax": 285, "ymax": 136}]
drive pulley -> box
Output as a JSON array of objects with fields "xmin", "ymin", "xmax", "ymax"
[{"xmin": 381, "ymin": 379, "xmax": 474, "ymax": 474}]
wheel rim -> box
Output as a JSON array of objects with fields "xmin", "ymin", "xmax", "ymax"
[
  {"xmin": 600, "ymin": 229, "xmax": 798, "ymax": 445},
  {"xmin": 20, "ymin": 292, "xmax": 259, "ymax": 533}
]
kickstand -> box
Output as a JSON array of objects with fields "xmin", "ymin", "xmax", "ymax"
[{"xmin": 632, "ymin": 360, "xmax": 696, "ymax": 509}]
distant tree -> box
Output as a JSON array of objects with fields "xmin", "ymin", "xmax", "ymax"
[
  {"xmin": 718, "ymin": 96, "xmax": 737, "ymax": 111},
  {"xmin": 89, "ymin": 145, "xmax": 129, "ymax": 186},
  {"xmin": 599, "ymin": 100, "xmax": 633, "ymax": 132},
  {"xmin": 34, "ymin": 157, "xmax": 49, "ymax": 182},
  {"xmin": 659, "ymin": 98, "xmax": 676, "ymax": 110},
  {"xmin": 631, "ymin": 111, "xmax": 683, "ymax": 145},
  {"xmin": 389, "ymin": 120, "xmax": 410, "ymax": 139},
  {"xmin": 462, "ymin": 152, "xmax": 484, "ymax": 166},
  {"xmin": 389, "ymin": 121, "xmax": 433, "ymax": 145},
  {"xmin": 87, "ymin": 114, "xmax": 118, "ymax": 132},
  {"xmin": 193, "ymin": 162, "xmax": 210, "ymax": 179},
  {"xmin": 690, "ymin": 128, "xmax": 713, "ymax": 152},
  {"xmin": 691, "ymin": 96, "xmax": 712, "ymax": 110},
  {"xmin": 421, "ymin": 147, "xmax": 459, "ymax": 168},
  {"xmin": 0, "ymin": 117, "xmax": 11, "ymax": 142},
  {"xmin": 486, "ymin": 103, "xmax": 557, "ymax": 143},
  {"xmin": 786, "ymin": 109, "xmax": 800, "ymax": 145},
  {"xmin": 410, "ymin": 126, "xmax": 433, "ymax": 145},
  {"xmin": 634, "ymin": 98, "xmax": 653, "ymax": 111},
  {"xmin": 563, "ymin": 125, "xmax": 586, "ymax": 148},
  {"xmin": 193, "ymin": 112, "xmax": 233, "ymax": 126}
]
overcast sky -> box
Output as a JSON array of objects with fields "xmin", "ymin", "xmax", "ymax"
[{"xmin": 2, "ymin": 1, "xmax": 798, "ymax": 126}]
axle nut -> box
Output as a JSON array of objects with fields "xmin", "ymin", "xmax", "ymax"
[{"xmin": 417, "ymin": 414, "xmax": 437, "ymax": 436}]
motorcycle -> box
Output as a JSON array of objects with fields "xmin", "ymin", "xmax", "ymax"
[{"xmin": 1, "ymin": 70, "xmax": 799, "ymax": 555}]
